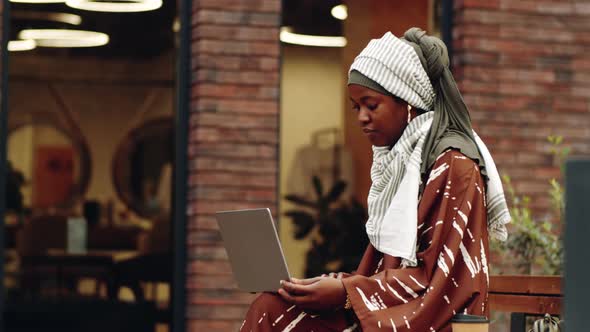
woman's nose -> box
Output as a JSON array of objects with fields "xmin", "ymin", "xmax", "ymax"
[{"xmin": 357, "ymin": 108, "xmax": 370, "ymax": 124}]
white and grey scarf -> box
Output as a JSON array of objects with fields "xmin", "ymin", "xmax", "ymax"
[{"xmin": 367, "ymin": 112, "xmax": 509, "ymax": 267}]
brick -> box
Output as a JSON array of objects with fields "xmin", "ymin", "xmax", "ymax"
[
  {"xmin": 456, "ymin": 79, "xmax": 499, "ymax": 95},
  {"xmin": 453, "ymin": 51, "xmax": 500, "ymax": 66},
  {"xmin": 192, "ymin": 54, "xmax": 279, "ymax": 72},
  {"xmin": 573, "ymin": 2, "xmax": 590, "ymax": 15},
  {"xmin": 187, "ymin": 229, "xmax": 222, "ymax": 245},
  {"xmin": 499, "ymin": 1, "xmax": 574, "ymax": 15},
  {"xmin": 514, "ymin": 180, "xmax": 551, "ymax": 195},
  {"xmin": 188, "ymin": 260, "xmax": 233, "ymax": 275},
  {"xmin": 552, "ymin": 98, "xmax": 589, "ymax": 112},
  {"xmin": 188, "ymin": 245, "xmax": 228, "ymax": 260},
  {"xmin": 572, "ymin": 71, "xmax": 590, "ymax": 84},
  {"xmin": 187, "ymin": 215, "xmax": 219, "ymax": 231},
  {"xmin": 193, "ymin": 0, "xmax": 280, "ymax": 13},
  {"xmin": 193, "ymin": 68, "xmax": 279, "ymax": 84},
  {"xmin": 191, "ymin": 127, "xmax": 279, "ymax": 144},
  {"xmin": 186, "ymin": 275, "xmax": 239, "ymax": 290},
  {"xmin": 189, "ymin": 171, "xmax": 276, "ymax": 188},
  {"xmin": 565, "ymin": 16, "xmax": 590, "ymax": 32},
  {"xmin": 190, "ymin": 112, "xmax": 278, "ymax": 130},
  {"xmin": 192, "ymin": 98, "xmax": 279, "ymax": 114},
  {"xmin": 188, "ymin": 142, "xmax": 277, "ymax": 159},
  {"xmin": 191, "ymin": 83, "xmax": 279, "ymax": 100},
  {"xmin": 463, "ymin": 0, "xmax": 499, "ymax": 9},
  {"xmin": 464, "ymin": 67, "xmax": 556, "ymax": 84},
  {"xmin": 188, "ymin": 320, "xmax": 244, "ymax": 332},
  {"xmin": 189, "ymin": 171, "xmax": 276, "ymax": 189},
  {"xmin": 193, "ymin": 39, "xmax": 279, "ymax": 57},
  {"xmin": 461, "ymin": 8, "xmax": 564, "ymax": 28},
  {"xmin": 191, "ymin": 157, "xmax": 277, "ymax": 174},
  {"xmin": 453, "ymin": 24, "xmax": 500, "ymax": 39},
  {"xmin": 187, "ymin": 304, "xmax": 249, "ymax": 320},
  {"xmin": 193, "ymin": 9, "xmax": 280, "ymax": 27},
  {"xmin": 499, "ymin": 26, "xmax": 575, "ymax": 43},
  {"xmin": 193, "ymin": 24, "xmax": 279, "ymax": 41},
  {"xmin": 188, "ymin": 289, "xmax": 256, "ymax": 305},
  {"xmin": 533, "ymin": 167, "xmax": 562, "ymax": 180},
  {"xmin": 190, "ymin": 186, "xmax": 277, "ymax": 202},
  {"xmin": 536, "ymin": 2, "xmax": 574, "ymax": 15}
]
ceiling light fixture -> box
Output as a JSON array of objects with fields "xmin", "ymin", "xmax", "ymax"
[
  {"xmin": 8, "ymin": 40, "xmax": 37, "ymax": 52},
  {"xmin": 331, "ymin": 4, "xmax": 348, "ymax": 21},
  {"xmin": 65, "ymin": 0, "xmax": 162, "ymax": 13},
  {"xmin": 280, "ymin": 27, "xmax": 347, "ymax": 48},
  {"xmin": 10, "ymin": 0, "xmax": 65, "ymax": 3},
  {"xmin": 18, "ymin": 29, "xmax": 109, "ymax": 48},
  {"xmin": 12, "ymin": 11, "xmax": 82, "ymax": 25}
]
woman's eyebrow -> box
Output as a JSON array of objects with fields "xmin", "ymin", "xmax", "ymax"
[{"xmin": 350, "ymin": 96, "xmax": 377, "ymax": 103}]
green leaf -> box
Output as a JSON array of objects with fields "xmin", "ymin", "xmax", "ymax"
[
  {"xmin": 312, "ymin": 176, "xmax": 323, "ymax": 197},
  {"xmin": 325, "ymin": 180, "xmax": 347, "ymax": 203},
  {"xmin": 284, "ymin": 194, "xmax": 317, "ymax": 208},
  {"xmin": 285, "ymin": 211, "xmax": 316, "ymax": 239},
  {"xmin": 555, "ymin": 136, "xmax": 563, "ymax": 145}
]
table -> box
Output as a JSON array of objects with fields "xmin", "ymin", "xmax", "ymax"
[{"xmin": 20, "ymin": 250, "xmax": 139, "ymax": 299}]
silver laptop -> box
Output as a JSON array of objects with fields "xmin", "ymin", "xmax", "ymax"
[{"xmin": 215, "ymin": 208, "xmax": 291, "ymax": 293}]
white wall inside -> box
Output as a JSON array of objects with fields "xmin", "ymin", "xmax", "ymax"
[{"xmin": 279, "ymin": 44, "xmax": 345, "ymax": 278}]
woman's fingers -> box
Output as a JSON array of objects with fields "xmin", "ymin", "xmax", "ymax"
[
  {"xmin": 281, "ymin": 280, "xmax": 311, "ymax": 295},
  {"xmin": 277, "ymin": 288, "xmax": 295, "ymax": 303},
  {"xmin": 290, "ymin": 276, "xmax": 322, "ymax": 285},
  {"xmin": 277, "ymin": 288, "xmax": 312, "ymax": 306}
]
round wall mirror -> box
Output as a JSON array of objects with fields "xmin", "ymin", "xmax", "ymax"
[
  {"xmin": 7, "ymin": 122, "xmax": 91, "ymax": 211},
  {"xmin": 112, "ymin": 117, "xmax": 174, "ymax": 219}
]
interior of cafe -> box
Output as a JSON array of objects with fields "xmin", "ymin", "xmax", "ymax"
[{"xmin": 3, "ymin": 1, "xmax": 176, "ymax": 331}]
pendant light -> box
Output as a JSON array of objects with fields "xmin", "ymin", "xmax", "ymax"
[
  {"xmin": 65, "ymin": 0, "xmax": 162, "ymax": 13},
  {"xmin": 8, "ymin": 39, "xmax": 37, "ymax": 52},
  {"xmin": 19, "ymin": 29, "xmax": 109, "ymax": 48},
  {"xmin": 10, "ymin": 0, "xmax": 65, "ymax": 3}
]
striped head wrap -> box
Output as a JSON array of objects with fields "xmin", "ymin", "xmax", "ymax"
[
  {"xmin": 349, "ymin": 28, "xmax": 511, "ymax": 266},
  {"xmin": 349, "ymin": 31, "xmax": 435, "ymax": 111}
]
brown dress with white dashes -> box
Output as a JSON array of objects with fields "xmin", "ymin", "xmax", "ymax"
[{"xmin": 241, "ymin": 149, "xmax": 489, "ymax": 332}]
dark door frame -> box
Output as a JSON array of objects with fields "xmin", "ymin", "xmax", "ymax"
[
  {"xmin": 173, "ymin": 0, "xmax": 190, "ymax": 331},
  {"xmin": 0, "ymin": 0, "xmax": 11, "ymax": 326},
  {"xmin": 0, "ymin": 0, "xmax": 190, "ymax": 330}
]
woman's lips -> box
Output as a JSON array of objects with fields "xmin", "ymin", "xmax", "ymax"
[{"xmin": 363, "ymin": 129, "xmax": 377, "ymax": 139}]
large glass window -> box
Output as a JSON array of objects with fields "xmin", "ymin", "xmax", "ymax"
[{"xmin": 3, "ymin": 2, "xmax": 179, "ymax": 331}]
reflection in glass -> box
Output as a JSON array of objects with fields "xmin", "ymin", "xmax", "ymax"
[
  {"xmin": 113, "ymin": 117, "xmax": 173, "ymax": 219},
  {"xmin": 8, "ymin": 124, "xmax": 81, "ymax": 210}
]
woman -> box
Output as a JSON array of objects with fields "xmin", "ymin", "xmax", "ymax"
[{"xmin": 241, "ymin": 27, "xmax": 510, "ymax": 332}]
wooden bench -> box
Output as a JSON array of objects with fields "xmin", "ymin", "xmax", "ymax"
[{"xmin": 489, "ymin": 275, "xmax": 562, "ymax": 331}]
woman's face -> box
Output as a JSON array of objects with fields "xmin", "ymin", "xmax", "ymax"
[{"xmin": 348, "ymin": 84, "xmax": 408, "ymax": 147}]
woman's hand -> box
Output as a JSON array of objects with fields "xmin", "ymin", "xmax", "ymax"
[
  {"xmin": 278, "ymin": 277, "xmax": 347, "ymax": 312},
  {"xmin": 321, "ymin": 272, "xmax": 351, "ymax": 279}
]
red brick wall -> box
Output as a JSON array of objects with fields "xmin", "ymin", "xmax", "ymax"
[
  {"xmin": 187, "ymin": 0, "xmax": 281, "ymax": 330},
  {"xmin": 453, "ymin": 0, "xmax": 590, "ymax": 211}
]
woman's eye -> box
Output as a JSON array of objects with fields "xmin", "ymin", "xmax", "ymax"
[
  {"xmin": 352, "ymin": 104, "xmax": 360, "ymax": 112},
  {"xmin": 367, "ymin": 104, "xmax": 378, "ymax": 111}
]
